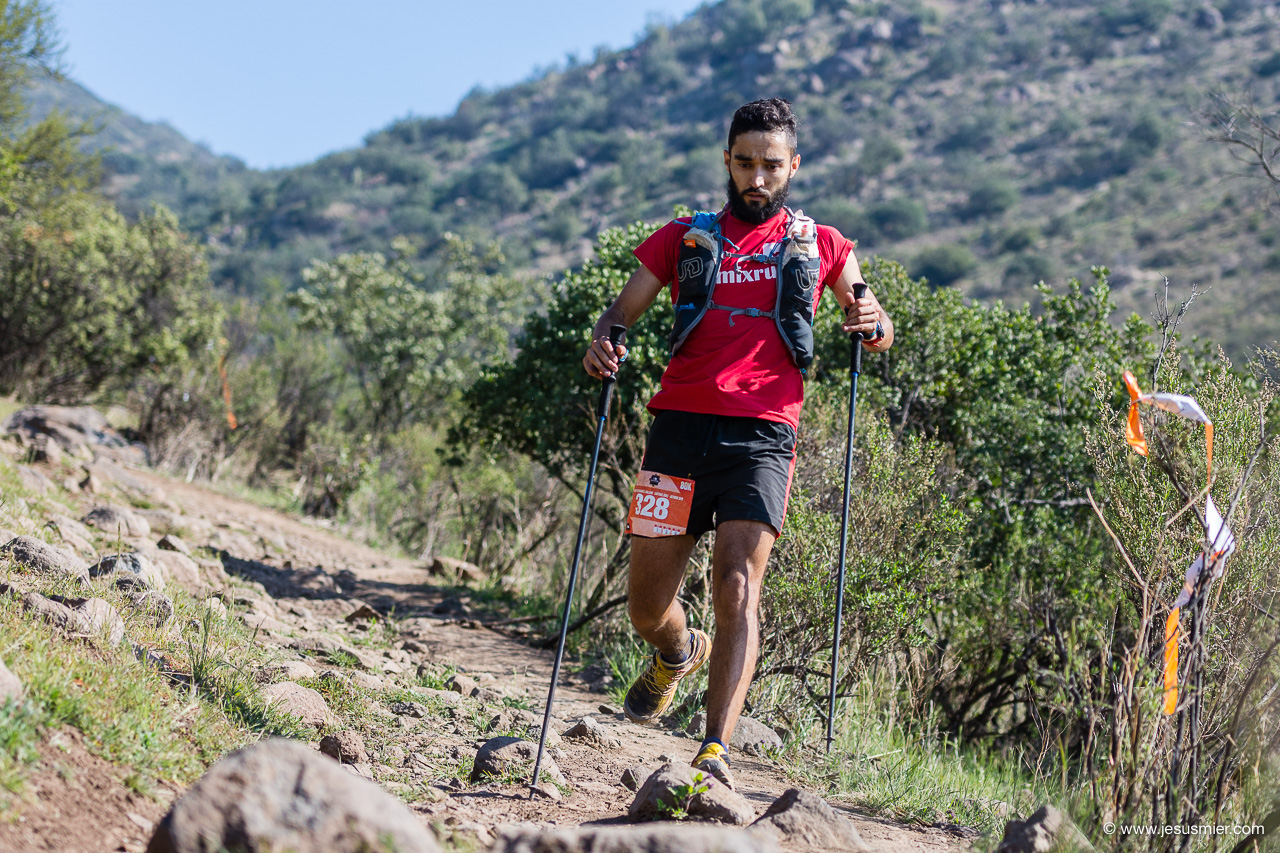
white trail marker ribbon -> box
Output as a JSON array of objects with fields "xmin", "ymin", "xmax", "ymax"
[{"xmin": 1121, "ymin": 372, "xmax": 1235, "ymax": 715}]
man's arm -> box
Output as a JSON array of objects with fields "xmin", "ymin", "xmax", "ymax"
[
  {"xmin": 829, "ymin": 257, "xmax": 894, "ymax": 352},
  {"xmin": 583, "ymin": 263, "xmax": 667, "ymax": 379}
]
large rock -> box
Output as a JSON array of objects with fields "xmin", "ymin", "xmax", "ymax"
[
  {"xmin": 687, "ymin": 714, "xmax": 783, "ymax": 757},
  {"xmin": 0, "ymin": 657, "xmax": 23, "ymax": 703},
  {"xmin": 2, "ymin": 405, "xmax": 116, "ymax": 456},
  {"xmin": 0, "ymin": 535, "xmax": 90, "ymax": 583},
  {"xmin": 492, "ymin": 825, "xmax": 777, "ymax": 853},
  {"xmin": 146, "ymin": 738, "xmax": 440, "ymax": 853},
  {"xmin": 16, "ymin": 591, "xmax": 126, "ymax": 647},
  {"xmin": 732, "ymin": 718, "xmax": 783, "ymax": 756},
  {"xmin": 629, "ymin": 763, "xmax": 756, "ymax": 826},
  {"xmin": 259, "ymin": 682, "xmax": 333, "ymax": 730},
  {"xmin": 749, "ymin": 788, "xmax": 869, "ymax": 851},
  {"xmin": 90, "ymin": 552, "xmax": 164, "ymax": 589},
  {"xmin": 997, "ymin": 805, "xmax": 1091, "ymax": 853},
  {"xmin": 471, "ymin": 737, "xmax": 566, "ymax": 786},
  {"xmin": 82, "ymin": 505, "xmax": 151, "ymax": 538}
]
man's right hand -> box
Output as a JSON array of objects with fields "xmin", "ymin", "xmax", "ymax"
[{"xmin": 584, "ymin": 335, "xmax": 628, "ymax": 379}]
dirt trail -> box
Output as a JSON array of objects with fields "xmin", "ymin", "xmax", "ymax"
[{"xmin": 121, "ymin": 469, "xmax": 970, "ymax": 852}]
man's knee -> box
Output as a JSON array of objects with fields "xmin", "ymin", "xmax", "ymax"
[
  {"xmin": 713, "ymin": 567, "xmax": 757, "ymax": 622},
  {"xmin": 628, "ymin": 595, "xmax": 666, "ymax": 633}
]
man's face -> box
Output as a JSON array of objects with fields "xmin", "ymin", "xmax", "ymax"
[{"xmin": 723, "ymin": 130, "xmax": 801, "ymax": 224}]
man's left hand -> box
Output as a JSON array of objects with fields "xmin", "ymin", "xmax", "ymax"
[{"xmin": 841, "ymin": 291, "xmax": 882, "ymax": 339}]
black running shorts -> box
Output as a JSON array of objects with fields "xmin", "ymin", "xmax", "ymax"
[{"xmin": 634, "ymin": 410, "xmax": 797, "ymax": 538}]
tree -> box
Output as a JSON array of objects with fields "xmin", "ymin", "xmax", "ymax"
[
  {"xmin": 457, "ymin": 219, "xmax": 670, "ymax": 505},
  {"xmin": 290, "ymin": 235, "xmax": 527, "ymax": 434}
]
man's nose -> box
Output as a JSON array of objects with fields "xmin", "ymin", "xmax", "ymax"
[{"xmin": 752, "ymin": 171, "xmax": 766, "ymax": 186}]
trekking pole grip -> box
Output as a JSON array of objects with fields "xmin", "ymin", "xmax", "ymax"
[
  {"xmin": 598, "ymin": 325, "xmax": 627, "ymax": 418},
  {"xmin": 850, "ymin": 284, "xmax": 867, "ymax": 375}
]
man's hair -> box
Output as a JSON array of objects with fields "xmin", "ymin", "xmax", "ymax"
[{"xmin": 727, "ymin": 98, "xmax": 799, "ymax": 153}]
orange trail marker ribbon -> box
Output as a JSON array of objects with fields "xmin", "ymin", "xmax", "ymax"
[
  {"xmin": 1121, "ymin": 371, "xmax": 1228, "ymax": 715},
  {"xmin": 1162, "ymin": 495, "xmax": 1236, "ymax": 715}
]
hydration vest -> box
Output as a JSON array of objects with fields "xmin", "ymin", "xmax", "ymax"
[{"xmin": 669, "ymin": 208, "xmax": 822, "ymax": 373}]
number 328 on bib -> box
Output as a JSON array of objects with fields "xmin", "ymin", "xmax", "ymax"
[{"xmin": 626, "ymin": 470, "xmax": 695, "ymax": 537}]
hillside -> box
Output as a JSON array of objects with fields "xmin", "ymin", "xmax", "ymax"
[
  {"xmin": 35, "ymin": 0, "xmax": 1280, "ymax": 355},
  {"xmin": 24, "ymin": 74, "xmax": 263, "ymax": 225}
]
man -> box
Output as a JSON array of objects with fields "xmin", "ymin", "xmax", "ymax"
[{"xmin": 582, "ymin": 98, "xmax": 893, "ymax": 789}]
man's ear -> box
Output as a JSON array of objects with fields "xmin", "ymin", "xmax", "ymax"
[
  {"xmin": 723, "ymin": 149, "xmax": 731, "ymax": 171},
  {"xmin": 790, "ymin": 153, "xmax": 801, "ymax": 174}
]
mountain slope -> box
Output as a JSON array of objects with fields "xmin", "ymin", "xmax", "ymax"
[{"xmin": 36, "ymin": 0, "xmax": 1280, "ymax": 354}]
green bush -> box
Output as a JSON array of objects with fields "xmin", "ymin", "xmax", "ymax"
[
  {"xmin": 868, "ymin": 198, "xmax": 928, "ymax": 241},
  {"xmin": 910, "ymin": 244, "xmax": 977, "ymax": 286},
  {"xmin": 961, "ymin": 178, "xmax": 1018, "ymax": 220},
  {"xmin": 1002, "ymin": 253, "xmax": 1054, "ymax": 285}
]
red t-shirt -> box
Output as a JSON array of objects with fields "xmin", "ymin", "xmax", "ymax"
[{"xmin": 634, "ymin": 210, "xmax": 859, "ymax": 430}]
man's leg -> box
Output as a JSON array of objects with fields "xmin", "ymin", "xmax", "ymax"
[
  {"xmin": 627, "ymin": 534, "xmax": 698, "ymax": 658},
  {"xmin": 703, "ymin": 519, "xmax": 776, "ymax": 746}
]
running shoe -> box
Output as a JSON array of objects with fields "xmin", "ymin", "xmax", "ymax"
[
  {"xmin": 623, "ymin": 627, "xmax": 711, "ymax": 725},
  {"xmin": 691, "ymin": 740, "xmax": 735, "ymax": 789}
]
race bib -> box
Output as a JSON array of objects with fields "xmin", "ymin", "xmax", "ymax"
[{"xmin": 627, "ymin": 470, "xmax": 695, "ymax": 537}]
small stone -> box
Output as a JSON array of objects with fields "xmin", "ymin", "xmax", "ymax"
[
  {"xmin": 471, "ymin": 737, "xmax": 565, "ymax": 786},
  {"xmin": 447, "ymin": 673, "xmax": 478, "ymax": 696},
  {"xmin": 120, "ymin": 586, "xmax": 175, "ymax": 627},
  {"xmin": 344, "ymin": 603, "xmax": 381, "ymax": 623},
  {"xmin": 598, "ymin": 703, "xmax": 619, "ymax": 715},
  {"xmin": 620, "ymin": 766, "xmax": 651, "ymax": 792},
  {"xmin": 415, "ymin": 687, "xmax": 461, "ymax": 707},
  {"xmin": 562, "ymin": 716, "xmax": 622, "ymax": 751},
  {"xmin": 260, "ymin": 681, "xmax": 333, "ymax": 730},
  {"xmin": 429, "ymin": 556, "xmax": 484, "ymax": 584},
  {"xmin": 0, "ymin": 657, "xmax": 23, "ymax": 702},
  {"xmin": 390, "ymin": 701, "xmax": 427, "ymax": 718},
  {"xmin": 319, "ymin": 730, "xmax": 369, "ymax": 765},
  {"xmin": 996, "ymin": 805, "xmax": 1091, "ymax": 853},
  {"xmin": 81, "ymin": 505, "xmax": 151, "ymax": 538},
  {"xmin": 471, "ymin": 685, "xmax": 502, "ymax": 703},
  {"xmin": 17, "ymin": 592, "xmax": 125, "ymax": 647},
  {"xmin": 157, "ymin": 534, "xmax": 193, "ymax": 557},
  {"xmin": 337, "ymin": 670, "xmax": 378, "ymax": 692},
  {"xmin": 256, "ymin": 660, "xmax": 317, "ymax": 683},
  {"xmin": 90, "ymin": 552, "xmax": 164, "ymax": 589}
]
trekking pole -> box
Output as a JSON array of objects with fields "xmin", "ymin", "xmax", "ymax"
[
  {"xmin": 826, "ymin": 283, "xmax": 867, "ymax": 755},
  {"xmin": 530, "ymin": 323, "xmax": 627, "ymax": 795}
]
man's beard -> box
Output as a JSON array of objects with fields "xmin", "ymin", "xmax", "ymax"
[{"xmin": 726, "ymin": 175, "xmax": 790, "ymax": 224}]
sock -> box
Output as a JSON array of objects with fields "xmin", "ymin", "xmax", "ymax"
[
  {"xmin": 659, "ymin": 632, "xmax": 693, "ymax": 665},
  {"xmin": 700, "ymin": 736, "xmax": 727, "ymax": 754}
]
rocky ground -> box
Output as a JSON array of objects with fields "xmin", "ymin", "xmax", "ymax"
[{"xmin": 0, "ymin": 407, "xmax": 981, "ymax": 853}]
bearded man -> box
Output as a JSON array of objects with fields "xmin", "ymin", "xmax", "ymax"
[{"xmin": 582, "ymin": 98, "xmax": 894, "ymax": 788}]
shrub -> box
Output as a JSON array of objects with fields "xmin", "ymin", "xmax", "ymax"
[
  {"xmin": 961, "ymin": 178, "xmax": 1018, "ymax": 220},
  {"xmin": 1002, "ymin": 253, "xmax": 1054, "ymax": 286},
  {"xmin": 911, "ymin": 244, "xmax": 977, "ymax": 286},
  {"xmin": 868, "ymin": 198, "xmax": 928, "ymax": 241}
]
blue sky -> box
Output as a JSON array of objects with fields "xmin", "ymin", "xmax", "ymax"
[{"xmin": 52, "ymin": 1, "xmax": 706, "ymax": 169}]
